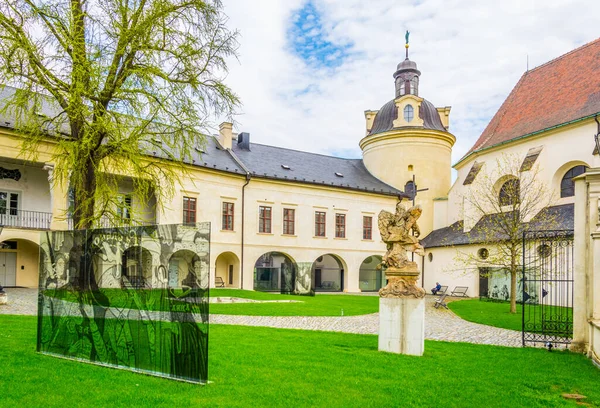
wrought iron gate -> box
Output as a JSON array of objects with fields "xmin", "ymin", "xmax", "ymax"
[{"xmin": 522, "ymin": 230, "xmax": 574, "ymax": 347}]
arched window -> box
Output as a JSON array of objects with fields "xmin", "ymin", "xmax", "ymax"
[
  {"xmin": 404, "ymin": 180, "xmax": 416, "ymax": 199},
  {"xmin": 560, "ymin": 165, "xmax": 587, "ymax": 197},
  {"xmin": 403, "ymin": 105, "xmax": 414, "ymax": 122},
  {"xmin": 499, "ymin": 179, "xmax": 520, "ymax": 206}
]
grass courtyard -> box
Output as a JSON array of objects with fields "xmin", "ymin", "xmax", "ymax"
[
  {"xmin": 44, "ymin": 288, "xmax": 380, "ymax": 316},
  {"xmin": 448, "ymin": 299, "xmax": 573, "ymax": 332},
  {"xmin": 2, "ymin": 314, "xmax": 600, "ymax": 407},
  {"xmin": 209, "ymin": 289, "xmax": 378, "ymax": 316}
]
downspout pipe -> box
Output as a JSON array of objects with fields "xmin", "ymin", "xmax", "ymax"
[
  {"xmin": 240, "ymin": 173, "xmax": 251, "ymax": 289},
  {"xmin": 226, "ymin": 147, "xmax": 252, "ymax": 290}
]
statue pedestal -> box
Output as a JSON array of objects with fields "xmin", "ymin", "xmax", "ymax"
[
  {"xmin": 378, "ymin": 264, "xmax": 425, "ymax": 356},
  {"xmin": 378, "ymin": 296, "xmax": 424, "ymax": 356}
]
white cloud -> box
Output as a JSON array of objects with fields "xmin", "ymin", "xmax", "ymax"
[{"xmin": 221, "ymin": 0, "xmax": 600, "ymax": 169}]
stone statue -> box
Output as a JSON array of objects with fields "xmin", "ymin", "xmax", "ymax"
[{"xmin": 377, "ymin": 200, "xmax": 425, "ymax": 298}]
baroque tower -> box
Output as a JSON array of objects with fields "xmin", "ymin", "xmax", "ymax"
[{"xmin": 360, "ymin": 38, "xmax": 455, "ymax": 237}]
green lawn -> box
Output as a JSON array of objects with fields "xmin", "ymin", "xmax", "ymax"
[
  {"xmin": 45, "ymin": 288, "xmax": 380, "ymax": 316},
  {"xmin": 448, "ymin": 299, "xmax": 573, "ymax": 333},
  {"xmin": 2, "ymin": 314, "xmax": 599, "ymax": 407},
  {"xmin": 209, "ymin": 289, "xmax": 379, "ymax": 316}
]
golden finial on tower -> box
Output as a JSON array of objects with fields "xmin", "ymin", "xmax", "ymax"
[{"xmin": 405, "ymin": 30, "xmax": 410, "ymax": 59}]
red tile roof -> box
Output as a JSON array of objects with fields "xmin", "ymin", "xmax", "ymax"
[{"xmin": 459, "ymin": 38, "xmax": 600, "ymax": 164}]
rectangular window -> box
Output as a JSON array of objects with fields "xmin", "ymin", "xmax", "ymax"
[
  {"xmin": 283, "ymin": 208, "xmax": 295, "ymax": 235},
  {"xmin": 363, "ymin": 216, "xmax": 373, "ymax": 240},
  {"xmin": 222, "ymin": 202, "xmax": 234, "ymax": 230},
  {"xmin": 183, "ymin": 196, "xmax": 197, "ymax": 224},
  {"xmin": 335, "ymin": 213, "xmax": 346, "ymax": 238},
  {"xmin": 0, "ymin": 191, "xmax": 19, "ymax": 215},
  {"xmin": 117, "ymin": 194, "xmax": 132, "ymax": 221},
  {"xmin": 259, "ymin": 206, "xmax": 272, "ymax": 233},
  {"xmin": 315, "ymin": 211, "xmax": 326, "ymax": 237}
]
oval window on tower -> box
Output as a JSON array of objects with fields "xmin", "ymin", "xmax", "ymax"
[{"xmin": 404, "ymin": 105, "xmax": 414, "ymax": 122}]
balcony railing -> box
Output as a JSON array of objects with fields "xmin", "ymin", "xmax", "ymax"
[
  {"xmin": 0, "ymin": 209, "xmax": 52, "ymax": 230},
  {"xmin": 67, "ymin": 216, "xmax": 156, "ymax": 230}
]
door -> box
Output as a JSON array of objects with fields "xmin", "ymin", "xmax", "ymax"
[
  {"xmin": 0, "ymin": 192, "xmax": 19, "ymax": 228},
  {"xmin": 0, "ymin": 253, "xmax": 17, "ymax": 287},
  {"xmin": 168, "ymin": 260, "xmax": 179, "ymax": 288},
  {"xmin": 314, "ymin": 268, "xmax": 322, "ymax": 289},
  {"xmin": 228, "ymin": 265, "xmax": 233, "ymax": 285},
  {"xmin": 478, "ymin": 268, "xmax": 489, "ymax": 298}
]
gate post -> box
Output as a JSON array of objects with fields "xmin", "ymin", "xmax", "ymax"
[
  {"xmin": 571, "ymin": 173, "xmax": 589, "ymax": 352},
  {"xmin": 572, "ymin": 169, "xmax": 600, "ymax": 365}
]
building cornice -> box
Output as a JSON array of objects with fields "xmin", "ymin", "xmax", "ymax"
[{"xmin": 359, "ymin": 127, "xmax": 456, "ymax": 151}]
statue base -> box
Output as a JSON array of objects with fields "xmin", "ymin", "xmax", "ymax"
[
  {"xmin": 378, "ymin": 296, "xmax": 424, "ymax": 356},
  {"xmin": 378, "ymin": 262, "xmax": 425, "ymax": 356},
  {"xmin": 378, "ymin": 263, "xmax": 425, "ymax": 299}
]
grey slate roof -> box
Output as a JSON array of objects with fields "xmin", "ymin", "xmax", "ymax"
[
  {"xmin": 369, "ymin": 98, "xmax": 446, "ymax": 135},
  {"xmin": 0, "ymin": 85, "xmax": 403, "ymax": 197},
  {"xmin": 231, "ymin": 141, "xmax": 403, "ymax": 196},
  {"xmin": 421, "ymin": 204, "xmax": 574, "ymax": 248}
]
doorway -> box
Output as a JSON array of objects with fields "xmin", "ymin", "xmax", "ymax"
[{"xmin": 0, "ymin": 252, "xmax": 17, "ymax": 287}]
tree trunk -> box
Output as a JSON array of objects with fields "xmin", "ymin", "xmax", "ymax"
[
  {"xmin": 510, "ymin": 267, "xmax": 517, "ymax": 314},
  {"xmin": 72, "ymin": 156, "xmax": 96, "ymax": 230}
]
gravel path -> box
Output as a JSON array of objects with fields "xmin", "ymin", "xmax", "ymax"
[{"xmin": 0, "ymin": 288, "xmax": 522, "ymax": 348}]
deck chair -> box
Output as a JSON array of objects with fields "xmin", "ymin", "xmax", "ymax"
[
  {"xmin": 215, "ymin": 277, "xmax": 225, "ymax": 288},
  {"xmin": 434, "ymin": 294, "xmax": 448, "ymax": 309},
  {"xmin": 450, "ymin": 286, "xmax": 469, "ymax": 297},
  {"xmin": 436, "ymin": 285, "xmax": 448, "ymax": 295}
]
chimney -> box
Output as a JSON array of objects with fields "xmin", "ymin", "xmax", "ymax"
[
  {"xmin": 219, "ymin": 122, "xmax": 233, "ymax": 149},
  {"xmin": 237, "ymin": 132, "xmax": 250, "ymax": 150}
]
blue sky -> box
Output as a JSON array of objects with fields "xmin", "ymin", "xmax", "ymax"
[
  {"xmin": 288, "ymin": 1, "xmax": 352, "ymax": 69},
  {"xmin": 221, "ymin": 0, "xmax": 600, "ymax": 165}
]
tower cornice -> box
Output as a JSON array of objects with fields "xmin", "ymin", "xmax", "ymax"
[{"xmin": 359, "ymin": 127, "xmax": 456, "ymax": 151}]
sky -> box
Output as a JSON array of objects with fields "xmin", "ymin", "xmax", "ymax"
[{"xmin": 220, "ymin": 0, "xmax": 600, "ymax": 166}]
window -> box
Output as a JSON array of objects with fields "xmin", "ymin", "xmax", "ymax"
[
  {"xmin": 0, "ymin": 191, "xmax": 18, "ymax": 215},
  {"xmin": 335, "ymin": 214, "xmax": 346, "ymax": 238},
  {"xmin": 67, "ymin": 187, "xmax": 75, "ymax": 216},
  {"xmin": 404, "ymin": 180, "xmax": 416, "ymax": 199},
  {"xmin": 478, "ymin": 248, "xmax": 489, "ymax": 260},
  {"xmin": 363, "ymin": 216, "xmax": 373, "ymax": 240},
  {"xmin": 498, "ymin": 179, "xmax": 520, "ymax": 207},
  {"xmin": 560, "ymin": 165, "xmax": 588, "ymax": 198},
  {"xmin": 283, "ymin": 208, "xmax": 295, "ymax": 235},
  {"xmin": 259, "ymin": 206, "xmax": 272, "ymax": 233},
  {"xmin": 315, "ymin": 211, "xmax": 326, "ymax": 237},
  {"xmin": 520, "ymin": 146, "xmax": 543, "ymax": 172},
  {"xmin": 403, "ymin": 105, "xmax": 414, "ymax": 122},
  {"xmin": 182, "ymin": 196, "xmax": 196, "ymax": 224},
  {"xmin": 463, "ymin": 161, "xmax": 484, "ymax": 185},
  {"xmin": 222, "ymin": 202, "xmax": 234, "ymax": 230},
  {"xmin": 117, "ymin": 194, "xmax": 132, "ymax": 221}
]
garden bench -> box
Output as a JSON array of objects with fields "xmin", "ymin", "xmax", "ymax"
[
  {"xmin": 450, "ymin": 286, "xmax": 469, "ymax": 297},
  {"xmin": 434, "ymin": 294, "xmax": 448, "ymax": 309},
  {"xmin": 215, "ymin": 277, "xmax": 225, "ymax": 288}
]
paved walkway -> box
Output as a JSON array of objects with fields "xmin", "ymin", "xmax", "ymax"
[{"xmin": 0, "ymin": 288, "xmax": 522, "ymax": 347}]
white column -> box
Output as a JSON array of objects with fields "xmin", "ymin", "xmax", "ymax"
[
  {"xmin": 43, "ymin": 163, "xmax": 54, "ymax": 212},
  {"xmin": 379, "ymin": 297, "xmax": 425, "ymax": 356},
  {"xmin": 572, "ymin": 175, "xmax": 588, "ymax": 350}
]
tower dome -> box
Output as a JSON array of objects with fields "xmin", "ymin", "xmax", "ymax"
[{"xmin": 369, "ymin": 98, "xmax": 446, "ymax": 135}]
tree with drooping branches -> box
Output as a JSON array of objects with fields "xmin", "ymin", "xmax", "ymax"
[{"xmin": 0, "ymin": 0, "xmax": 239, "ymax": 229}]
